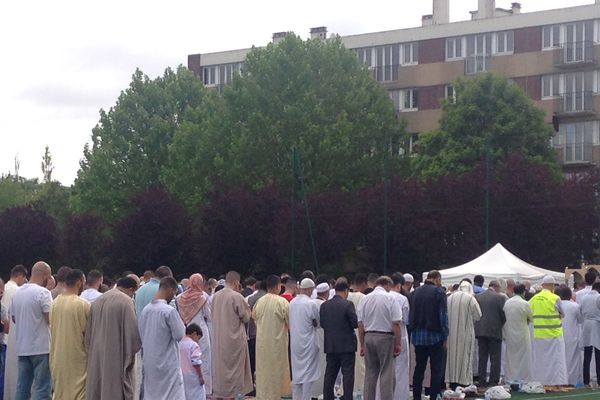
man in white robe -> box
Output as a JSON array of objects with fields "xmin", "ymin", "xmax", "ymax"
[
  {"xmin": 312, "ymin": 283, "xmax": 330, "ymax": 398},
  {"xmin": 558, "ymin": 286, "xmax": 583, "ymax": 386},
  {"xmin": 530, "ymin": 276, "xmax": 568, "ymax": 385},
  {"xmin": 289, "ymin": 279, "xmax": 320, "ymax": 400},
  {"xmin": 445, "ymin": 281, "xmax": 481, "ymax": 388},
  {"xmin": 503, "ymin": 284, "xmax": 533, "ymax": 383},
  {"xmin": 138, "ymin": 277, "xmax": 185, "ymax": 400}
]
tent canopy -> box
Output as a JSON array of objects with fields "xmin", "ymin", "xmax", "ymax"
[{"xmin": 429, "ymin": 243, "xmax": 565, "ymax": 287}]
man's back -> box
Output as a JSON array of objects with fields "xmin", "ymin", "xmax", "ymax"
[
  {"xmin": 86, "ymin": 289, "xmax": 141, "ymax": 400},
  {"xmin": 320, "ymin": 295, "xmax": 358, "ymax": 354},
  {"xmin": 10, "ymin": 283, "xmax": 52, "ymax": 356},
  {"xmin": 475, "ymin": 289, "xmax": 506, "ymax": 339},
  {"xmin": 139, "ymin": 300, "xmax": 185, "ymax": 399}
]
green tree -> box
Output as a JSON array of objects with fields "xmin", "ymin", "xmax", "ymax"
[
  {"xmin": 0, "ymin": 175, "xmax": 39, "ymax": 210},
  {"xmin": 163, "ymin": 34, "xmax": 406, "ymax": 206},
  {"xmin": 411, "ymin": 74, "xmax": 559, "ymax": 177},
  {"xmin": 41, "ymin": 145, "xmax": 54, "ymax": 183},
  {"xmin": 71, "ymin": 66, "xmax": 210, "ymax": 219}
]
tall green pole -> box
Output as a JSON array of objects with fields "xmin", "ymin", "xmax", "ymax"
[
  {"xmin": 296, "ymin": 150, "xmax": 319, "ymax": 274},
  {"xmin": 485, "ymin": 137, "xmax": 491, "ymax": 251},
  {"xmin": 383, "ymin": 139, "xmax": 390, "ymax": 275},
  {"xmin": 290, "ymin": 148, "xmax": 298, "ymax": 276}
]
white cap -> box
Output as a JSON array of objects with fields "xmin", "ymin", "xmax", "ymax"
[
  {"xmin": 542, "ymin": 275, "xmax": 556, "ymax": 285},
  {"xmin": 299, "ymin": 278, "xmax": 315, "ymax": 289},
  {"xmin": 316, "ymin": 283, "xmax": 330, "ymax": 293},
  {"xmin": 403, "ymin": 273, "xmax": 414, "ymax": 283}
]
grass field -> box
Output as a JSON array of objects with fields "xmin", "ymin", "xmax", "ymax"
[{"xmin": 508, "ymin": 389, "xmax": 598, "ymax": 400}]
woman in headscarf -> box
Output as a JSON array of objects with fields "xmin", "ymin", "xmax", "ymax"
[
  {"xmin": 445, "ymin": 280, "xmax": 482, "ymax": 389},
  {"xmin": 175, "ymin": 273, "xmax": 213, "ymax": 396}
]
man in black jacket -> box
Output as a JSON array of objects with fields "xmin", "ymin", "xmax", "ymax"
[
  {"xmin": 410, "ymin": 270, "xmax": 448, "ymax": 400},
  {"xmin": 320, "ymin": 278, "xmax": 358, "ymax": 400}
]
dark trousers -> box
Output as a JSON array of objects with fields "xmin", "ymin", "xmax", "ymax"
[
  {"xmin": 583, "ymin": 346, "xmax": 600, "ymax": 385},
  {"xmin": 324, "ymin": 352, "xmax": 355, "ymax": 400},
  {"xmin": 477, "ymin": 337, "xmax": 502, "ymax": 386},
  {"xmin": 413, "ymin": 341, "xmax": 444, "ymax": 400},
  {"xmin": 248, "ymin": 338, "xmax": 256, "ymax": 383}
]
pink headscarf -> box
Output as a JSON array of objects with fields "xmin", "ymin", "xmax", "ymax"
[{"xmin": 177, "ymin": 273, "xmax": 207, "ymax": 325}]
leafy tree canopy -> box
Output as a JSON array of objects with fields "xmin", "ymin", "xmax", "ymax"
[
  {"xmin": 71, "ymin": 66, "xmax": 211, "ymax": 220},
  {"xmin": 163, "ymin": 34, "xmax": 406, "ymax": 206},
  {"xmin": 411, "ymin": 73, "xmax": 559, "ymax": 177}
]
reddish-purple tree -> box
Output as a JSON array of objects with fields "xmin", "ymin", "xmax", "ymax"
[
  {"xmin": 59, "ymin": 214, "xmax": 109, "ymax": 272},
  {"xmin": 108, "ymin": 186, "xmax": 193, "ymax": 277},
  {"xmin": 0, "ymin": 205, "xmax": 57, "ymax": 277}
]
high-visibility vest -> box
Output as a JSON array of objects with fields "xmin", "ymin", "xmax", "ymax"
[{"xmin": 530, "ymin": 289, "xmax": 563, "ymax": 339}]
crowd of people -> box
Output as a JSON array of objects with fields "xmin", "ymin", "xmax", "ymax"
[{"xmin": 0, "ymin": 261, "xmax": 599, "ymax": 400}]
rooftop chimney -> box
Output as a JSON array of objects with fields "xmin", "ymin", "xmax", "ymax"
[
  {"xmin": 422, "ymin": 14, "xmax": 433, "ymax": 27},
  {"xmin": 432, "ymin": 0, "xmax": 450, "ymax": 24},
  {"xmin": 310, "ymin": 27, "xmax": 327, "ymax": 40},
  {"xmin": 477, "ymin": 0, "xmax": 495, "ymax": 19},
  {"xmin": 272, "ymin": 32, "xmax": 287, "ymax": 44},
  {"xmin": 511, "ymin": 2, "xmax": 521, "ymax": 14}
]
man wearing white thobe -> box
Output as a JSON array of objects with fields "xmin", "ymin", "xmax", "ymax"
[
  {"xmin": 312, "ymin": 283, "xmax": 330, "ymax": 398},
  {"xmin": 530, "ymin": 276, "xmax": 568, "ymax": 385},
  {"xmin": 559, "ymin": 286, "xmax": 583, "ymax": 385},
  {"xmin": 502, "ymin": 284, "xmax": 533, "ymax": 383},
  {"xmin": 576, "ymin": 271, "xmax": 597, "ymax": 305},
  {"xmin": 289, "ymin": 279, "xmax": 320, "ymax": 400},
  {"xmin": 138, "ymin": 277, "xmax": 185, "ymax": 400}
]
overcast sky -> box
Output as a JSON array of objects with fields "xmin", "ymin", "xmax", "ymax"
[{"xmin": 0, "ymin": 0, "xmax": 592, "ymax": 185}]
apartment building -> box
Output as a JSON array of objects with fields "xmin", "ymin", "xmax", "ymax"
[{"xmin": 188, "ymin": 0, "xmax": 600, "ymax": 171}]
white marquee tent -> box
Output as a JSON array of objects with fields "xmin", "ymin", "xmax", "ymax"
[{"xmin": 430, "ymin": 243, "xmax": 566, "ymax": 287}]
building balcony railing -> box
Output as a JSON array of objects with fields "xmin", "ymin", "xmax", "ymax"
[
  {"xmin": 465, "ymin": 55, "xmax": 491, "ymax": 75},
  {"xmin": 557, "ymin": 91, "xmax": 596, "ymax": 116},
  {"xmin": 554, "ymin": 41, "xmax": 596, "ymax": 68}
]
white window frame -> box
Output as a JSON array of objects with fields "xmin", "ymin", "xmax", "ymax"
[
  {"xmin": 401, "ymin": 89, "xmax": 418, "ymax": 111},
  {"xmin": 494, "ymin": 31, "xmax": 514, "ymax": 55},
  {"xmin": 541, "ymin": 74, "xmax": 562, "ymax": 99},
  {"xmin": 557, "ymin": 121, "xmax": 598, "ymax": 163},
  {"xmin": 446, "ymin": 37, "xmax": 465, "ymax": 60},
  {"xmin": 445, "ymin": 85, "xmax": 456, "ymax": 102},
  {"xmin": 389, "ymin": 89, "xmax": 418, "ymax": 112},
  {"xmin": 203, "ymin": 66, "xmax": 217, "ymax": 86},
  {"xmin": 401, "ymin": 42, "xmax": 419, "ymax": 66},
  {"xmin": 542, "ymin": 25, "xmax": 562, "ymax": 50}
]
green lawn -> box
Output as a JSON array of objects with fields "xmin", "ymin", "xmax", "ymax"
[{"xmin": 509, "ymin": 389, "xmax": 598, "ymax": 400}]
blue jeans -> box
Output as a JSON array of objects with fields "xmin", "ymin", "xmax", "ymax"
[{"xmin": 15, "ymin": 354, "xmax": 51, "ymax": 400}]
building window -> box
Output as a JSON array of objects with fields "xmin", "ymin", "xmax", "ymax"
[
  {"xmin": 495, "ymin": 31, "xmax": 514, "ymax": 54},
  {"xmin": 542, "ymin": 25, "xmax": 561, "ymax": 49},
  {"xmin": 446, "ymin": 37, "xmax": 464, "ymax": 60},
  {"xmin": 465, "ymin": 34, "xmax": 492, "ymax": 74},
  {"xmin": 555, "ymin": 121, "xmax": 597, "ymax": 163},
  {"xmin": 202, "ymin": 66, "xmax": 217, "ymax": 85},
  {"xmin": 389, "ymin": 89, "xmax": 419, "ymax": 112},
  {"xmin": 542, "ymin": 74, "xmax": 561, "ymax": 98},
  {"xmin": 445, "ymin": 85, "xmax": 456, "ymax": 102},
  {"xmin": 402, "ymin": 43, "xmax": 419, "ymax": 65}
]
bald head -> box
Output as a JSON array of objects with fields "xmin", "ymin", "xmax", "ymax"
[
  {"xmin": 30, "ymin": 261, "xmax": 52, "ymax": 286},
  {"xmin": 127, "ymin": 274, "xmax": 141, "ymax": 286}
]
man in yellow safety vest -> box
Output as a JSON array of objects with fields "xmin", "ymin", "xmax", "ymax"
[{"xmin": 529, "ymin": 275, "xmax": 568, "ymax": 385}]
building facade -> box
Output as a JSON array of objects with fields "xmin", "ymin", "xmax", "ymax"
[{"xmin": 188, "ymin": 0, "xmax": 600, "ymax": 171}]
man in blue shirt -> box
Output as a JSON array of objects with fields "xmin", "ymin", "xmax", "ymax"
[
  {"xmin": 135, "ymin": 266, "xmax": 173, "ymax": 316},
  {"xmin": 473, "ymin": 275, "xmax": 485, "ymax": 294}
]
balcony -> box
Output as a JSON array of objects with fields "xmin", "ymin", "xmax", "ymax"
[
  {"xmin": 465, "ymin": 55, "xmax": 491, "ymax": 75},
  {"xmin": 557, "ymin": 91, "xmax": 596, "ymax": 116},
  {"xmin": 554, "ymin": 41, "xmax": 596, "ymax": 68}
]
